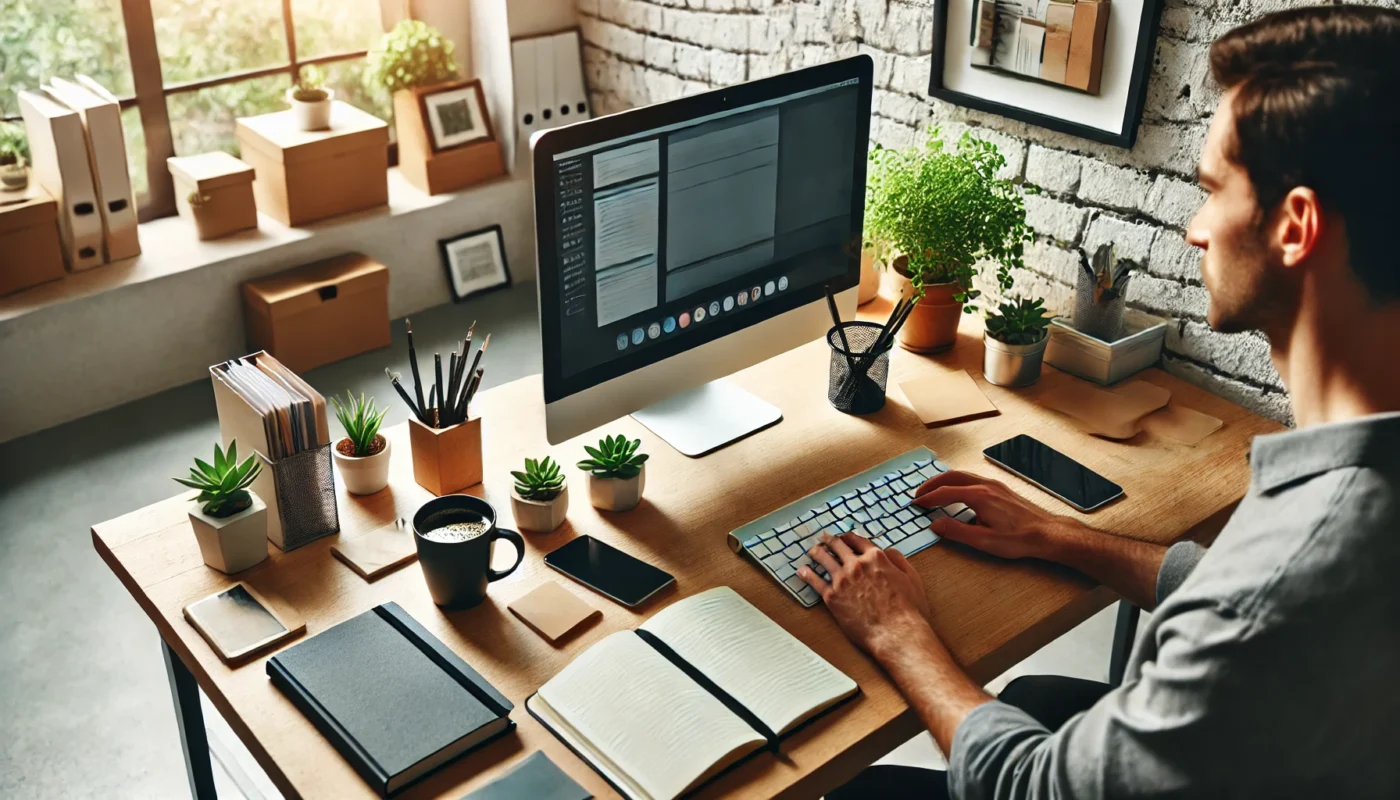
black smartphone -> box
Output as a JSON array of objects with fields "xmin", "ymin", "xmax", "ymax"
[
  {"xmin": 544, "ymin": 535, "xmax": 676, "ymax": 607},
  {"xmin": 983, "ymin": 434, "xmax": 1124, "ymax": 512}
]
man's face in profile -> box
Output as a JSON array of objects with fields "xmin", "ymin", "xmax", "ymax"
[{"xmin": 1186, "ymin": 88, "xmax": 1292, "ymax": 335}]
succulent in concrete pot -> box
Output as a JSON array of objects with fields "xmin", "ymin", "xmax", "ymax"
[
  {"xmin": 175, "ymin": 441, "xmax": 268, "ymax": 574},
  {"xmin": 578, "ymin": 434, "xmax": 648, "ymax": 512},
  {"xmin": 511, "ymin": 456, "xmax": 569, "ymax": 533}
]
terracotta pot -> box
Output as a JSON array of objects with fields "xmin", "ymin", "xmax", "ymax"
[
  {"xmin": 890, "ymin": 268, "xmax": 964, "ymax": 353},
  {"xmin": 858, "ymin": 248, "xmax": 880, "ymax": 305}
]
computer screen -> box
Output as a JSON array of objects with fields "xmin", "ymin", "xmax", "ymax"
[{"xmin": 535, "ymin": 58, "xmax": 872, "ymax": 404}]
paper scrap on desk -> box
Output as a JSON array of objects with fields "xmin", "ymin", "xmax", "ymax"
[
  {"xmin": 1042, "ymin": 378, "xmax": 1168, "ymax": 440},
  {"xmin": 509, "ymin": 581, "xmax": 601, "ymax": 644},
  {"xmin": 1142, "ymin": 404, "xmax": 1224, "ymax": 446},
  {"xmin": 1107, "ymin": 380, "xmax": 1171, "ymax": 417},
  {"xmin": 330, "ymin": 519, "xmax": 417, "ymax": 581},
  {"xmin": 899, "ymin": 370, "xmax": 998, "ymax": 426}
]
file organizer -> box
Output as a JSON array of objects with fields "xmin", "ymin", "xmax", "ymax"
[
  {"xmin": 44, "ymin": 77, "xmax": 141, "ymax": 262},
  {"xmin": 210, "ymin": 352, "xmax": 339, "ymax": 551},
  {"xmin": 17, "ymin": 90, "xmax": 104, "ymax": 271}
]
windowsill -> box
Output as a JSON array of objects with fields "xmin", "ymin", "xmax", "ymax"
[{"xmin": 0, "ymin": 167, "xmax": 524, "ymax": 324}]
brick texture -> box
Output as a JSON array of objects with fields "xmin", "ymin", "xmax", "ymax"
[{"xmin": 573, "ymin": 0, "xmax": 1348, "ymax": 423}]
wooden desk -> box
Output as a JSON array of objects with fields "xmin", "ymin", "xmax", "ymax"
[{"xmin": 93, "ymin": 313, "xmax": 1280, "ymax": 800}]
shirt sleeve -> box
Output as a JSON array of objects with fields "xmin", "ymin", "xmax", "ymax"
[
  {"xmin": 947, "ymin": 602, "xmax": 1259, "ymax": 800},
  {"xmin": 1155, "ymin": 541, "xmax": 1205, "ymax": 606}
]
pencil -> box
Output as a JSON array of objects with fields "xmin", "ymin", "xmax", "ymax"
[
  {"xmin": 406, "ymin": 319, "xmax": 426, "ymax": 418},
  {"xmin": 433, "ymin": 353, "xmax": 444, "ymax": 420},
  {"xmin": 385, "ymin": 368, "xmax": 423, "ymax": 423}
]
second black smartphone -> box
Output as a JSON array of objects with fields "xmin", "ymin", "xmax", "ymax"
[
  {"xmin": 983, "ymin": 434, "xmax": 1124, "ymax": 512},
  {"xmin": 544, "ymin": 535, "xmax": 676, "ymax": 607}
]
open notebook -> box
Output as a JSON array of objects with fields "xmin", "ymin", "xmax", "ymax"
[{"xmin": 527, "ymin": 586, "xmax": 858, "ymax": 800}]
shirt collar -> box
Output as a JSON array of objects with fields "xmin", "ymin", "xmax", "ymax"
[{"xmin": 1252, "ymin": 411, "xmax": 1400, "ymax": 494}]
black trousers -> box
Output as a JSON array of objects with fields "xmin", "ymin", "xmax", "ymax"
[{"xmin": 828, "ymin": 676, "xmax": 1113, "ymax": 800}]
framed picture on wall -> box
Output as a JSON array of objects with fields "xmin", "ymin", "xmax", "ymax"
[
  {"xmin": 928, "ymin": 0, "xmax": 1165, "ymax": 147},
  {"xmin": 418, "ymin": 79, "xmax": 495, "ymax": 153},
  {"xmin": 439, "ymin": 225, "xmax": 512, "ymax": 303}
]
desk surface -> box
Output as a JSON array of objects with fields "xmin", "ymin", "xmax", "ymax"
[{"xmin": 93, "ymin": 306, "xmax": 1280, "ymax": 800}]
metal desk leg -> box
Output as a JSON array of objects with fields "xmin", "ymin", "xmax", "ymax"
[
  {"xmin": 1108, "ymin": 600, "xmax": 1140, "ymax": 687},
  {"xmin": 163, "ymin": 640, "xmax": 218, "ymax": 800}
]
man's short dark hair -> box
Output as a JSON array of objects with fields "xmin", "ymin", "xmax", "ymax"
[{"xmin": 1210, "ymin": 5, "xmax": 1400, "ymax": 300}]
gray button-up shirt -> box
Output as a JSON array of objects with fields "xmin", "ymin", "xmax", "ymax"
[{"xmin": 949, "ymin": 413, "xmax": 1400, "ymax": 798}]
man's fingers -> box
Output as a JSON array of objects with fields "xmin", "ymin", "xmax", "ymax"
[
  {"xmin": 839, "ymin": 531, "xmax": 876, "ymax": 555},
  {"xmin": 912, "ymin": 485, "xmax": 980, "ymax": 511},
  {"xmin": 887, "ymin": 547, "xmax": 920, "ymax": 582},
  {"xmin": 930, "ymin": 516, "xmax": 985, "ymax": 545},
  {"xmin": 797, "ymin": 565, "xmax": 830, "ymax": 598},
  {"xmin": 824, "ymin": 531, "xmax": 859, "ymax": 562},
  {"xmin": 911, "ymin": 470, "xmax": 992, "ymax": 497},
  {"xmin": 808, "ymin": 539, "xmax": 841, "ymax": 574}
]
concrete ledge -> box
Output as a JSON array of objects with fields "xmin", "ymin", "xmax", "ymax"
[{"xmin": 0, "ymin": 168, "xmax": 537, "ymax": 444}]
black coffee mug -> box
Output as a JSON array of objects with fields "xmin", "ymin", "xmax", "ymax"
[{"xmin": 412, "ymin": 495, "xmax": 525, "ymax": 609}]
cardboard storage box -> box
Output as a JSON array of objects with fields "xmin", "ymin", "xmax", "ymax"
[
  {"xmin": 168, "ymin": 152, "xmax": 257, "ymax": 240},
  {"xmin": 0, "ymin": 185, "xmax": 67, "ymax": 295},
  {"xmin": 235, "ymin": 102, "xmax": 388, "ymax": 226},
  {"xmin": 393, "ymin": 83, "xmax": 505, "ymax": 196},
  {"xmin": 242, "ymin": 253, "xmax": 391, "ymax": 373}
]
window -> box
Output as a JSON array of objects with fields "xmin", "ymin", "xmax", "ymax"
[{"xmin": 1, "ymin": 0, "xmax": 388, "ymax": 221}]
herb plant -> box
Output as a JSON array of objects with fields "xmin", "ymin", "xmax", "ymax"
[
  {"xmin": 0, "ymin": 122, "xmax": 28, "ymax": 166},
  {"xmin": 331, "ymin": 392, "xmax": 388, "ymax": 457},
  {"xmin": 512, "ymin": 456, "xmax": 566, "ymax": 502},
  {"xmin": 367, "ymin": 19, "xmax": 459, "ymax": 93},
  {"xmin": 864, "ymin": 129, "xmax": 1035, "ymax": 312},
  {"xmin": 578, "ymin": 435, "xmax": 648, "ymax": 480},
  {"xmin": 174, "ymin": 441, "xmax": 262, "ymax": 518},
  {"xmin": 985, "ymin": 297, "xmax": 1053, "ymax": 345},
  {"xmin": 292, "ymin": 64, "xmax": 328, "ymax": 102}
]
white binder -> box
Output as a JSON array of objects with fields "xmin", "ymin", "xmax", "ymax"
[
  {"xmin": 552, "ymin": 30, "xmax": 591, "ymax": 123},
  {"xmin": 18, "ymin": 90, "xmax": 104, "ymax": 272},
  {"xmin": 534, "ymin": 34, "xmax": 558, "ymax": 132},
  {"xmin": 45, "ymin": 77, "xmax": 141, "ymax": 262},
  {"xmin": 512, "ymin": 36, "xmax": 541, "ymax": 157}
]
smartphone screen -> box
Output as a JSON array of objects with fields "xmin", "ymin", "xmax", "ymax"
[
  {"xmin": 983, "ymin": 434, "xmax": 1124, "ymax": 512},
  {"xmin": 544, "ymin": 536, "xmax": 676, "ymax": 607}
]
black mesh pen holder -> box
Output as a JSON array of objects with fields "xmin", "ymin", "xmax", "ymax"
[
  {"xmin": 265, "ymin": 443, "xmax": 339, "ymax": 550},
  {"xmin": 827, "ymin": 322, "xmax": 893, "ymax": 415}
]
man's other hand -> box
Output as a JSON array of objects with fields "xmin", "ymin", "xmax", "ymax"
[{"xmin": 797, "ymin": 531, "xmax": 934, "ymax": 659}]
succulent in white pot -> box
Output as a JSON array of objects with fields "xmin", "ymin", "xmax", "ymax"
[
  {"xmin": 983, "ymin": 297, "xmax": 1053, "ymax": 388},
  {"xmin": 578, "ymin": 434, "xmax": 648, "ymax": 512},
  {"xmin": 331, "ymin": 392, "xmax": 391, "ymax": 495},
  {"xmin": 287, "ymin": 64, "xmax": 334, "ymax": 131},
  {"xmin": 0, "ymin": 122, "xmax": 29, "ymax": 192},
  {"xmin": 174, "ymin": 441, "xmax": 268, "ymax": 574},
  {"xmin": 511, "ymin": 456, "xmax": 569, "ymax": 533}
]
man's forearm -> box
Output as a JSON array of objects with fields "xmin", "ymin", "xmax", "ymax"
[
  {"xmin": 1041, "ymin": 521, "xmax": 1168, "ymax": 609},
  {"xmin": 873, "ymin": 623, "xmax": 994, "ymax": 754}
]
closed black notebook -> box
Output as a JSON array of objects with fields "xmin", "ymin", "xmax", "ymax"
[{"xmin": 268, "ymin": 602, "xmax": 515, "ymax": 797}]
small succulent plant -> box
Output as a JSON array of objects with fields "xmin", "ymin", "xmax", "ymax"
[
  {"xmin": 578, "ymin": 435, "xmax": 648, "ymax": 480},
  {"xmin": 512, "ymin": 456, "xmax": 566, "ymax": 501},
  {"xmin": 331, "ymin": 392, "xmax": 387, "ymax": 457},
  {"xmin": 292, "ymin": 64, "xmax": 328, "ymax": 102},
  {"xmin": 174, "ymin": 440, "xmax": 261, "ymax": 518},
  {"xmin": 367, "ymin": 19, "xmax": 460, "ymax": 93},
  {"xmin": 0, "ymin": 121, "xmax": 28, "ymax": 167},
  {"xmin": 985, "ymin": 296, "xmax": 1052, "ymax": 345}
]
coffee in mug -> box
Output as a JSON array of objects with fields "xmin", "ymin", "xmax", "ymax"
[{"xmin": 412, "ymin": 495, "xmax": 525, "ymax": 609}]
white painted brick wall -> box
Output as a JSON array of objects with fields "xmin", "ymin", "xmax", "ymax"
[{"xmin": 571, "ymin": 0, "xmax": 1358, "ymax": 423}]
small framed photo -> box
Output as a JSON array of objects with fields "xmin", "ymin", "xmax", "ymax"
[
  {"xmin": 929, "ymin": 0, "xmax": 1165, "ymax": 148},
  {"xmin": 418, "ymin": 79, "xmax": 495, "ymax": 153},
  {"xmin": 440, "ymin": 224, "xmax": 512, "ymax": 302}
]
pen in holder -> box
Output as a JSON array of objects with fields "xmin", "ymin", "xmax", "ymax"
[
  {"xmin": 1074, "ymin": 244, "xmax": 1131, "ymax": 342},
  {"xmin": 827, "ymin": 322, "xmax": 894, "ymax": 415},
  {"xmin": 259, "ymin": 444, "xmax": 339, "ymax": 550}
]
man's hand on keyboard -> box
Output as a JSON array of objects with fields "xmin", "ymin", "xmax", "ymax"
[
  {"xmin": 796, "ymin": 531, "xmax": 934, "ymax": 659},
  {"xmin": 910, "ymin": 471, "xmax": 1077, "ymax": 561}
]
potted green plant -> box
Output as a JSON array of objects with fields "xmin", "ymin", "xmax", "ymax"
[
  {"xmin": 0, "ymin": 122, "xmax": 29, "ymax": 192},
  {"xmin": 174, "ymin": 441, "xmax": 267, "ymax": 574},
  {"xmin": 367, "ymin": 19, "xmax": 460, "ymax": 95},
  {"xmin": 864, "ymin": 129, "xmax": 1034, "ymax": 353},
  {"xmin": 330, "ymin": 392, "xmax": 390, "ymax": 495},
  {"xmin": 983, "ymin": 296, "xmax": 1053, "ymax": 387},
  {"xmin": 578, "ymin": 434, "xmax": 648, "ymax": 512},
  {"xmin": 511, "ymin": 456, "xmax": 569, "ymax": 533},
  {"xmin": 287, "ymin": 64, "xmax": 333, "ymax": 131}
]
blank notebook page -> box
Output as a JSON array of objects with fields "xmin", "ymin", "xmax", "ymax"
[
  {"xmin": 535, "ymin": 631, "xmax": 764, "ymax": 800},
  {"xmin": 641, "ymin": 586, "xmax": 857, "ymax": 735}
]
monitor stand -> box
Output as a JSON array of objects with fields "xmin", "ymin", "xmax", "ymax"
[{"xmin": 631, "ymin": 379, "xmax": 782, "ymax": 458}]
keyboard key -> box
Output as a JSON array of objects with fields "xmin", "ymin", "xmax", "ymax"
[
  {"xmin": 887, "ymin": 527, "xmax": 908, "ymax": 543},
  {"xmin": 912, "ymin": 457, "xmax": 932, "ymax": 468},
  {"xmin": 742, "ymin": 535, "xmax": 762, "ymax": 549},
  {"xmin": 815, "ymin": 511, "xmax": 836, "ymax": 527},
  {"xmin": 790, "ymin": 554, "xmax": 815, "ymax": 575},
  {"xmin": 832, "ymin": 505, "xmax": 852, "ymax": 520},
  {"xmin": 779, "ymin": 530, "xmax": 800, "ymax": 547},
  {"xmin": 847, "ymin": 495, "xmax": 865, "ymax": 510},
  {"xmin": 955, "ymin": 507, "xmax": 978, "ymax": 523},
  {"xmin": 902, "ymin": 520, "xmax": 925, "ymax": 537},
  {"xmin": 853, "ymin": 509, "xmax": 872, "ymax": 524},
  {"xmin": 896, "ymin": 507, "xmax": 916, "ymax": 523},
  {"xmin": 891, "ymin": 529, "xmax": 939, "ymax": 557},
  {"xmin": 881, "ymin": 498, "xmax": 901, "ymax": 515},
  {"xmin": 748, "ymin": 540, "xmax": 770, "ymax": 557},
  {"xmin": 842, "ymin": 490, "xmax": 859, "ymax": 501},
  {"xmin": 762, "ymin": 552, "xmax": 788, "ymax": 572},
  {"xmin": 882, "ymin": 471, "xmax": 902, "ymax": 482},
  {"xmin": 866, "ymin": 519, "xmax": 885, "ymax": 535},
  {"xmin": 798, "ymin": 585, "xmax": 821, "ymax": 605},
  {"xmin": 934, "ymin": 460, "xmax": 951, "ymax": 472},
  {"xmin": 873, "ymin": 535, "xmax": 892, "ymax": 549},
  {"xmin": 774, "ymin": 561, "xmax": 796, "ymax": 581},
  {"xmin": 944, "ymin": 502, "xmax": 969, "ymax": 518},
  {"xmin": 782, "ymin": 543, "xmax": 804, "ymax": 560},
  {"xmin": 799, "ymin": 509, "xmax": 818, "ymax": 522},
  {"xmin": 814, "ymin": 565, "xmax": 829, "ymax": 581},
  {"xmin": 827, "ymin": 497, "xmax": 845, "ymax": 509},
  {"xmin": 875, "ymin": 485, "xmax": 893, "ymax": 499},
  {"xmin": 784, "ymin": 574, "xmax": 808, "ymax": 593}
]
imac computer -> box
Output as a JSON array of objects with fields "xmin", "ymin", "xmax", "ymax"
[{"xmin": 533, "ymin": 56, "xmax": 873, "ymax": 455}]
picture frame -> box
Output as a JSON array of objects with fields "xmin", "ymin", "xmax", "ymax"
[
  {"xmin": 928, "ymin": 0, "xmax": 1165, "ymax": 148},
  {"xmin": 418, "ymin": 79, "xmax": 495, "ymax": 154},
  {"xmin": 439, "ymin": 224, "xmax": 512, "ymax": 303}
]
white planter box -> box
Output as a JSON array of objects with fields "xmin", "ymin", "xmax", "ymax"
[
  {"xmin": 1045, "ymin": 311, "xmax": 1167, "ymax": 385},
  {"xmin": 286, "ymin": 88, "xmax": 334, "ymax": 131},
  {"xmin": 511, "ymin": 482, "xmax": 569, "ymax": 533},
  {"xmin": 189, "ymin": 491, "xmax": 268, "ymax": 574},
  {"xmin": 332, "ymin": 436, "xmax": 391, "ymax": 496},
  {"xmin": 588, "ymin": 465, "xmax": 646, "ymax": 512}
]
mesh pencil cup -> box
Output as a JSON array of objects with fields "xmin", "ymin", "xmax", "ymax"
[{"xmin": 827, "ymin": 322, "xmax": 893, "ymax": 415}]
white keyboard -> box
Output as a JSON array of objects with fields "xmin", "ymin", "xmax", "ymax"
[{"xmin": 728, "ymin": 447, "xmax": 975, "ymax": 607}]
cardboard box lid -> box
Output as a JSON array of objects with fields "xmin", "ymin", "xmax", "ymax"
[
  {"xmin": 243, "ymin": 252, "xmax": 388, "ymax": 320},
  {"xmin": 0, "ymin": 184, "xmax": 58, "ymax": 235},
  {"xmin": 235, "ymin": 102, "xmax": 389, "ymax": 166},
  {"xmin": 167, "ymin": 152, "xmax": 254, "ymax": 192}
]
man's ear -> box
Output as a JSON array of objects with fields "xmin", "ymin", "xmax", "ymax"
[{"xmin": 1274, "ymin": 187, "xmax": 1323, "ymax": 269}]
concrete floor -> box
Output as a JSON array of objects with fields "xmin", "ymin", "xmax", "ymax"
[{"xmin": 0, "ymin": 281, "xmax": 1138, "ymax": 798}]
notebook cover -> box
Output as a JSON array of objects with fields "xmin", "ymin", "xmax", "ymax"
[
  {"xmin": 268, "ymin": 602, "xmax": 513, "ymax": 797},
  {"xmin": 461, "ymin": 751, "xmax": 591, "ymax": 800},
  {"xmin": 508, "ymin": 582, "xmax": 601, "ymax": 644}
]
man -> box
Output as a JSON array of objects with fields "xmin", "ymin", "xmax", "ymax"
[{"xmin": 803, "ymin": 6, "xmax": 1400, "ymax": 798}]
